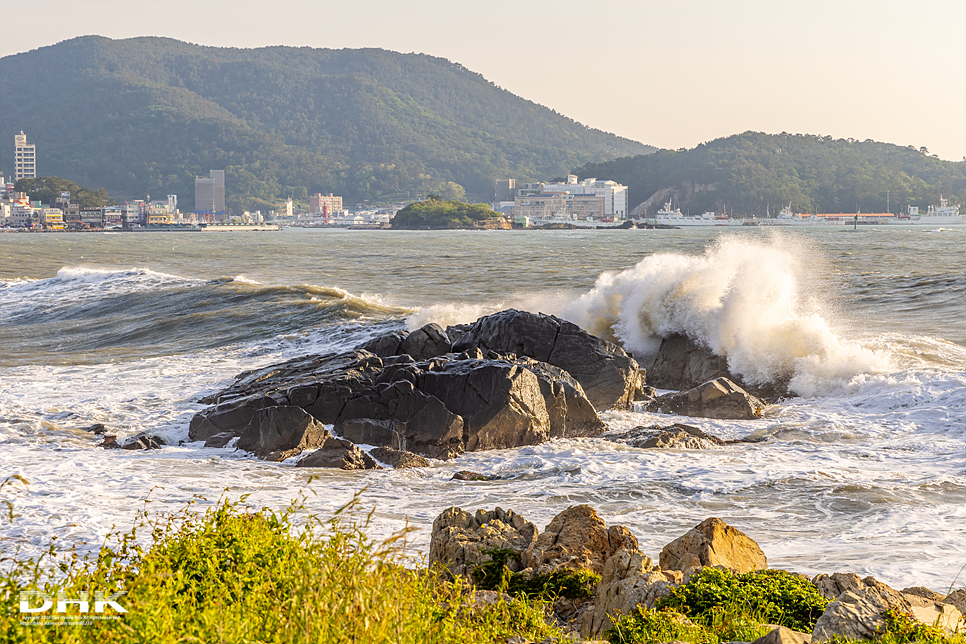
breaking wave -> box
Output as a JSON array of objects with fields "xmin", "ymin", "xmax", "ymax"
[{"xmin": 559, "ymin": 234, "xmax": 893, "ymax": 396}]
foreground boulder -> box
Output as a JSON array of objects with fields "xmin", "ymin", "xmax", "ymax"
[
  {"xmin": 811, "ymin": 576, "xmax": 964, "ymax": 641},
  {"xmin": 644, "ymin": 377, "xmax": 765, "ymax": 420},
  {"xmin": 452, "ymin": 309, "xmax": 641, "ymax": 410},
  {"xmin": 524, "ymin": 505, "xmax": 639, "ymax": 575},
  {"xmin": 583, "ymin": 548, "xmax": 682, "ymax": 635},
  {"xmin": 660, "ymin": 517, "xmax": 767, "ymax": 575},
  {"xmin": 428, "ymin": 507, "xmax": 537, "ymax": 578}
]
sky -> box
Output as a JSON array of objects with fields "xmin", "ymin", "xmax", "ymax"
[{"xmin": 2, "ymin": 0, "xmax": 965, "ymax": 161}]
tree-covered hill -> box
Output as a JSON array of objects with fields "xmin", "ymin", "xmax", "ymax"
[
  {"xmin": 575, "ymin": 132, "xmax": 966, "ymax": 216},
  {"xmin": 0, "ymin": 36, "xmax": 653, "ymax": 213},
  {"xmin": 390, "ymin": 195, "xmax": 503, "ymax": 229}
]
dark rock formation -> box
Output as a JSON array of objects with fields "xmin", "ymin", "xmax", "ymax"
[
  {"xmin": 369, "ymin": 446, "xmax": 430, "ymax": 469},
  {"xmin": 451, "ymin": 309, "xmax": 640, "ymax": 410},
  {"xmin": 603, "ymin": 423, "xmax": 725, "ymax": 449},
  {"xmin": 644, "ymin": 377, "xmax": 765, "ymax": 420},
  {"xmin": 295, "ymin": 432, "xmax": 380, "ymax": 470},
  {"xmin": 399, "ymin": 323, "xmax": 451, "ymax": 360},
  {"xmin": 121, "ymin": 432, "xmax": 164, "ymax": 450},
  {"xmin": 643, "ymin": 334, "xmax": 732, "ymax": 391},
  {"xmin": 451, "ymin": 470, "xmax": 495, "ymax": 481},
  {"xmin": 236, "ymin": 405, "xmax": 330, "ymax": 461}
]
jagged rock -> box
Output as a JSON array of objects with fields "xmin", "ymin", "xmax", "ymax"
[
  {"xmin": 904, "ymin": 592, "xmax": 964, "ymax": 634},
  {"xmin": 96, "ymin": 434, "xmax": 120, "ymax": 449},
  {"xmin": 584, "ymin": 548, "xmax": 682, "ymax": 636},
  {"xmin": 360, "ymin": 330, "xmax": 408, "ymax": 358},
  {"xmin": 368, "ymin": 446, "xmax": 430, "ymax": 469},
  {"xmin": 946, "ymin": 588, "xmax": 966, "ymax": 614},
  {"xmin": 660, "ymin": 517, "xmax": 767, "ymax": 575},
  {"xmin": 902, "ymin": 586, "xmax": 945, "ymax": 601},
  {"xmin": 644, "ymin": 378, "xmax": 764, "ymax": 420},
  {"xmin": 204, "ymin": 432, "xmax": 235, "ymax": 448},
  {"xmin": 236, "ymin": 405, "xmax": 330, "ymax": 461},
  {"xmin": 604, "ymin": 423, "xmax": 725, "ymax": 449},
  {"xmin": 643, "ymin": 334, "xmax": 732, "ymax": 391},
  {"xmin": 811, "ymin": 572, "xmax": 863, "ymax": 600},
  {"xmin": 451, "ymin": 470, "xmax": 494, "ymax": 481},
  {"xmin": 121, "ymin": 432, "xmax": 164, "ymax": 450},
  {"xmin": 295, "ymin": 433, "xmax": 380, "ymax": 470},
  {"xmin": 524, "ymin": 505, "xmax": 639, "ymax": 575},
  {"xmin": 752, "ymin": 625, "xmax": 812, "ymax": 644},
  {"xmin": 188, "ymin": 393, "xmax": 280, "ymax": 443},
  {"xmin": 417, "ymin": 359, "xmax": 551, "ymax": 451},
  {"xmin": 429, "ymin": 507, "xmax": 538, "ymax": 578},
  {"xmin": 812, "ymin": 578, "xmax": 913, "ymax": 641},
  {"xmin": 516, "ymin": 358, "xmax": 607, "ymax": 438},
  {"xmin": 399, "ymin": 323, "xmax": 451, "ymax": 360},
  {"xmin": 452, "ymin": 309, "xmax": 640, "ymax": 410}
]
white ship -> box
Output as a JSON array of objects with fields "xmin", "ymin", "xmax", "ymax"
[
  {"xmin": 885, "ymin": 198, "xmax": 964, "ymax": 225},
  {"xmin": 651, "ymin": 201, "xmax": 742, "ymax": 226}
]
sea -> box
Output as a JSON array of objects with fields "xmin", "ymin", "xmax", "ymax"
[{"xmin": 1, "ymin": 225, "xmax": 964, "ymax": 591}]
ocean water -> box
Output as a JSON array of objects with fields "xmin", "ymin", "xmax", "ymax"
[{"xmin": 1, "ymin": 226, "xmax": 964, "ymax": 591}]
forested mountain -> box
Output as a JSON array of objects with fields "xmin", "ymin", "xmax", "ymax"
[
  {"xmin": 576, "ymin": 132, "xmax": 966, "ymax": 216},
  {"xmin": 0, "ymin": 36, "xmax": 652, "ymax": 212}
]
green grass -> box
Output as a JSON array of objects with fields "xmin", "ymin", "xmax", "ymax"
[
  {"xmin": 1, "ymin": 489, "xmax": 561, "ymax": 643},
  {"xmin": 471, "ymin": 547, "xmax": 601, "ymax": 601}
]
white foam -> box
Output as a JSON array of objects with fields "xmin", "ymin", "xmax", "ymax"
[{"xmin": 560, "ymin": 233, "xmax": 893, "ymax": 396}]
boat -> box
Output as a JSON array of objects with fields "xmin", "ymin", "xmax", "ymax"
[
  {"xmin": 649, "ymin": 201, "xmax": 742, "ymax": 226},
  {"xmin": 884, "ymin": 198, "xmax": 964, "ymax": 225}
]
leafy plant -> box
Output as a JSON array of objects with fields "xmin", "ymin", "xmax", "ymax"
[
  {"xmin": 606, "ymin": 606, "xmax": 717, "ymax": 644},
  {"xmin": 470, "ymin": 548, "xmax": 601, "ymax": 600}
]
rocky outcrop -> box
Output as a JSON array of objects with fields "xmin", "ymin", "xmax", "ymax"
[
  {"xmin": 584, "ymin": 548, "xmax": 682, "ymax": 635},
  {"xmin": 236, "ymin": 405, "xmax": 331, "ymax": 461},
  {"xmin": 642, "ymin": 334, "xmax": 732, "ymax": 391},
  {"xmin": 603, "ymin": 423, "xmax": 725, "ymax": 449},
  {"xmin": 660, "ymin": 517, "xmax": 767, "ymax": 575},
  {"xmin": 753, "ymin": 625, "xmax": 813, "ymax": 644},
  {"xmin": 368, "ymin": 446, "xmax": 430, "ymax": 469},
  {"xmin": 524, "ymin": 505, "xmax": 639, "ymax": 575},
  {"xmin": 295, "ymin": 432, "xmax": 380, "ymax": 470},
  {"xmin": 121, "ymin": 432, "xmax": 164, "ymax": 450},
  {"xmin": 811, "ymin": 572, "xmax": 863, "ymax": 600},
  {"xmin": 451, "ymin": 309, "xmax": 640, "ymax": 410},
  {"xmin": 428, "ymin": 507, "xmax": 538, "ymax": 578},
  {"xmin": 946, "ymin": 588, "xmax": 966, "ymax": 614},
  {"xmin": 399, "ymin": 323, "xmax": 452, "ymax": 361},
  {"xmin": 644, "ymin": 377, "xmax": 764, "ymax": 420},
  {"xmin": 811, "ymin": 578, "xmax": 913, "ymax": 641}
]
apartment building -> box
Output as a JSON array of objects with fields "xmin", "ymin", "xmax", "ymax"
[{"xmin": 14, "ymin": 131, "xmax": 36, "ymax": 180}]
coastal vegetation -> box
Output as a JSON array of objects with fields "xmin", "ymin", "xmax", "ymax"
[
  {"xmin": 0, "ymin": 36, "xmax": 651, "ymax": 212},
  {"xmin": 390, "ymin": 195, "xmax": 504, "ymax": 229},
  {"xmin": 575, "ymin": 131, "xmax": 966, "ymax": 216},
  {"xmin": 13, "ymin": 177, "xmax": 115, "ymax": 209}
]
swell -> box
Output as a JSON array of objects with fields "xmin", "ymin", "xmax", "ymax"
[{"xmin": 0, "ymin": 267, "xmax": 411, "ymax": 367}]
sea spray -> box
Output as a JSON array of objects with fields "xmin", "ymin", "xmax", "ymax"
[{"xmin": 559, "ymin": 233, "xmax": 891, "ymax": 396}]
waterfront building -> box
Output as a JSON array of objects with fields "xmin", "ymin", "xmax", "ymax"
[
  {"xmin": 538, "ymin": 175, "xmax": 627, "ymax": 219},
  {"xmin": 514, "ymin": 191, "xmax": 606, "ymax": 221},
  {"xmin": 195, "ymin": 170, "xmax": 225, "ymax": 220},
  {"xmin": 309, "ymin": 193, "xmax": 343, "ymax": 218},
  {"xmin": 14, "ymin": 131, "xmax": 37, "ymax": 180},
  {"xmin": 494, "ymin": 179, "xmax": 516, "ymax": 202},
  {"xmin": 102, "ymin": 206, "xmax": 122, "ymax": 229}
]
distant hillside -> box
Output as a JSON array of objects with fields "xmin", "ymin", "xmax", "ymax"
[
  {"xmin": 575, "ymin": 132, "xmax": 966, "ymax": 216},
  {"xmin": 0, "ymin": 36, "xmax": 653, "ymax": 212}
]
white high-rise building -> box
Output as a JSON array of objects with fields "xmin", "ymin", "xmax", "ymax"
[{"xmin": 14, "ymin": 131, "xmax": 36, "ymax": 180}]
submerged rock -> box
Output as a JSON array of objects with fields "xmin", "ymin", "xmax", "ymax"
[
  {"xmin": 644, "ymin": 377, "xmax": 764, "ymax": 420},
  {"xmin": 660, "ymin": 517, "xmax": 767, "ymax": 575},
  {"xmin": 368, "ymin": 446, "xmax": 429, "ymax": 469},
  {"xmin": 604, "ymin": 423, "xmax": 725, "ymax": 449}
]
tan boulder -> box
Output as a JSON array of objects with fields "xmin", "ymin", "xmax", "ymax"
[
  {"xmin": 583, "ymin": 548, "xmax": 683, "ymax": 636},
  {"xmin": 523, "ymin": 505, "xmax": 639, "ymax": 574},
  {"xmin": 659, "ymin": 517, "xmax": 767, "ymax": 575},
  {"xmin": 753, "ymin": 625, "xmax": 813, "ymax": 644},
  {"xmin": 811, "ymin": 572, "xmax": 863, "ymax": 600},
  {"xmin": 812, "ymin": 577, "xmax": 912, "ymax": 642},
  {"xmin": 428, "ymin": 506, "xmax": 537, "ymax": 579},
  {"xmin": 904, "ymin": 591, "xmax": 964, "ymax": 634}
]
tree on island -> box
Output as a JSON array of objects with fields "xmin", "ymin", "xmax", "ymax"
[
  {"xmin": 391, "ymin": 195, "xmax": 503, "ymax": 229},
  {"xmin": 15, "ymin": 177, "xmax": 116, "ymax": 209}
]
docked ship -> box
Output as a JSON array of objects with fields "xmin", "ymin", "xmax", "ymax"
[
  {"xmin": 650, "ymin": 201, "xmax": 742, "ymax": 226},
  {"xmin": 900, "ymin": 197, "xmax": 964, "ymax": 225}
]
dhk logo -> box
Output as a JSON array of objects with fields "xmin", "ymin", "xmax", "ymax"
[{"xmin": 19, "ymin": 591, "xmax": 128, "ymax": 614}]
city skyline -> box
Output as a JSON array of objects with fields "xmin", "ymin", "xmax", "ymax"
[{"xmin": 1, "ymin": 0, "xmax": 965, "ymax": 162}]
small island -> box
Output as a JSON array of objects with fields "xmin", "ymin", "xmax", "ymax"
[{"xmin": 390, "ymin": 195, "xmax": 511, "ymax": 229}]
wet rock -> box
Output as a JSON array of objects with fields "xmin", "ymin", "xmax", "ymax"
[
  {"xmin": 236, "ymin": 405, "xmax": 330, "ymax": 461},
  {"xmin": 295, "ymin": 432, "xmax": 381, "ymax": 470},
  {"xmin": 452, "ymin": 309, "xmax": 640, "ymax": 410},
  {"xmin": 644, "ymin": 378, "xmax": 764, "ymax": 420},
  {"xmin": 188, "ymin": 394, "xmax": 280, "ymax": 443},
  {"xmin": 368, "ymin": 446, "xmax": 430, "ymax": 469},
  {"xmin": 429, "ymin": 506, "xmax": 538, "ymax": 578},
  {"xmin": 452, "ymin": 470, "xmax": 495, "ymax": 481},
  {"xmin": 660, "ymin": 517, "xmax": 767, "ymax": 575},
  {"xmin": 96, "ymin": 434, "xmax": 120, "ymax": 449},
  {"xmin": 524, "ymin": 505, "xmax": 639, "ymax": 575},
  {"xmin": 85, "ymin": 423, "xmax": 107, "ymax": 434},
  {"xmin": 643, "ymin": 334, "xmax": 732, "ymax": 391},
  {"xmin": 515, "ymin": 358, "xmax": 607, "ymax": 439},
  {"xmin": 584, "ymin": 548, "xmax": 682, "ymax": 636},
  {"xmin": 604, "ymin": 423, "xmax": 725, "ymax": 449},
  {"xmin": 399, "ymin": 323, "xmax": 451, "ymax": 360},
  {"xmin": 360, "ymin": 330, "xmax": 408, "ymax": 358},
  {"xmin": 204, "ymin": 432, "xmax": 235, "ymax": 448},
  {"xmin": 121, "ymin": 432, "xmax": 164, "ymax": 450}
]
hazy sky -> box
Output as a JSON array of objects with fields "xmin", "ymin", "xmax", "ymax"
[{"xmin": 3, "ymin": 0, "xmax": 965, "ymax": 161}]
